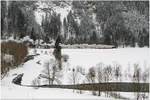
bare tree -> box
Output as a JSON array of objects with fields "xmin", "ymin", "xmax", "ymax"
[
  {"xmin": 76, "ymin": 66, "xmax": 85, "ymax": 94},
  {"xmin": 124, "ymin": 64, "xmax": 131, "ymax": 80},
  {"xmin": 112, "ymin": 63, "xmax": 122, "ymax": 98},
  {"xmin": 103, "ymin": 65, "xmax": 113, "ymax": 97},
  {"xmin": 76, "ymin": 66, "xmax": 85, "ymax": 75},
  {"xmin": 86, "ymin": 67, "xmax": 96, "ymax": 95},
  {"xmin": 72, "ymin": 68, "xmax": 76, "ymax": 85},
  {"xmin": 132, "ymin": 63, "xmax": 141, "ymax": 100},
  {"xmin": 96, "ymin": 63, "xmax": 104, "ymax": 96},
  {"xmin": 40, "ymin": 59, "xmax": 61, "ymax": 85},
  {"xmin": 141, "ymin": 67, "xmax": 149, "ymax": 100},
  {"xmin": 142, "ymin": 68, "xmax": 149, "ymax": 82},
  {"xmin": 69, "ymin": 68, "xmax": 80, "ymax": 92},
  {"xmin": 32, "ymin": 78, "xmax": 40, "ymax": 89},
  {"xmin": 133, "ymin": 64, "xmax": 141, "ymax": 82},
  {"xmin": 33, "ymin": 48, "xmax": 37, "ymax": 55},
  {"xmin": 42, "ymin": 61, "xmax": 51, "ymax": 85},
  {"xmin": 113, "ymin": 63, "xmax": 122, "ymax": 82}
]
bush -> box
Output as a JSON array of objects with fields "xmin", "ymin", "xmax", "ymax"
[
  {"xmin": 76, "ymin": 66, "xmax": 85, "ymax": 75},
  {"xmin": 1, "ymin": 40, "xmax": 28, "ymax": 75},
  {"xmin": 32, "ymin": 78, "xmax": 40, "ymax": 89},
  {"xmin": 62, "ymin": 54, "xmax": 69, "ymax": 62}
]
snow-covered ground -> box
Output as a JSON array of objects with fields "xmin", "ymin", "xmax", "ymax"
[
  {"xmin": 1, "ymin": 48, "xmax": 149, "ymax": 99},
  {"xmin": 2, "ymin": 86, "xmax": 121, "ymax": 99},
  {"xmin": 62, "ymin": 48, "xmax": 149, "ymax": 70},
  {"xmin": 62, "ymin": 48, "xmax": 149, "ymax": 83}
]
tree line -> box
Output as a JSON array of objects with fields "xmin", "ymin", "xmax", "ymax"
[
  {"xmin": 1, "ymin": 1, "xmax": 149, "ymax": 47},
  {"xmin": 1, "ymin": 1, "xmax": 41, "ymax": 40}
]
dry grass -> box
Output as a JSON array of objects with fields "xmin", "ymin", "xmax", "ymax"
[{"xmin": 1, "ymin": 40, "xmax": 28, "ymax": 75}]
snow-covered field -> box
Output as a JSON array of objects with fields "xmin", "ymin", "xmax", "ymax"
[
  {"xmin": 1, "ymin": 48, "xmax": 149, "ymax": 99},
  {"xmin": 62, "ymin": 48, "xmax": 149, "ymax": 71}
]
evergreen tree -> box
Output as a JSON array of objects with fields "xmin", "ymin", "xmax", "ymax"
[{"xmin": 30, "ymin": 28, "xmax": 36, "ymax": 42}]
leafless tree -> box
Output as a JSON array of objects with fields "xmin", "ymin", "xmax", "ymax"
[
  {"xmin": 32, "ymin": 78, "xmax": 40, "ymax": 89},
  {"xmin": 132, "ymin": 63, "xmax": 141, "ymax": 100},
  {"xmin": 69, "ymin": 68, "xmax": 80, "ymax": 92},
  {"xmin": 86, "ymin": 67, "xmax": 96, "ymax": 95},
  {"xmin": 76, "ymin": 66, "xmax": 85, "ymax": 75},
  {"xmin": 142, "ymin": 64, "xmax": 149, "ymax": 83},
  {"xmin": 133, "ymin": 64, "xmax": 141, "ymax": 82},
  {"xmin": 40, "ymin": 59, "xmax": 61, "ymax": 85},
  {"xmin": 33, "ymin": 48, "xmax": 37, "ymax": 55},
  {"xmin": 112, "ymin": 63, "xmax": 122, "ymax": 98},
  {"xmin": 96, "ymin": 63, "xmax": 104, "ymax": 96},
  {"xmin": 124, "ymin": 64, "xmax": 131, "ymax": 80},
  {"xmin": 113, "ymin": 63, "xmax": 122, "ymax": 82},
  {"xmin": 103, "ymin": 65, "xmax": 113, "ymax": 97},
  {"xmin": 141, "ymin": 65, "xmax": 149, "ymax": 100}
]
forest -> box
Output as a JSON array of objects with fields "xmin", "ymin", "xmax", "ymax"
[{"xmin": 1, "ymin": 1, "xmax": 149, "ymax": 47}]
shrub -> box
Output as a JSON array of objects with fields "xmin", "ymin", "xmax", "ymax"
[
  {"xmin": 62, "ymin": 54, "xmax": 69, "ymax": 62},
  {"xmin": 76, "ymin": 66, "xmax": 85, "ymax": 75},
  {"xmin": 32, "ymin": 78, "xmax": 40, "ymax": 89},
  {"xmin": 1, "ymin": 40, "xmax": 28, "ymax": 75}
]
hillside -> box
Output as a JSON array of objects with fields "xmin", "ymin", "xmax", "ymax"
[{"xmin": 1, "ymin": 1, "xmax": 149, "ymax": 47}]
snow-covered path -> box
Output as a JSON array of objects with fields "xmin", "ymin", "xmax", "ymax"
[{"xmin": 1, "ymin": 48, "xmax": 149, "ymax": 99}]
